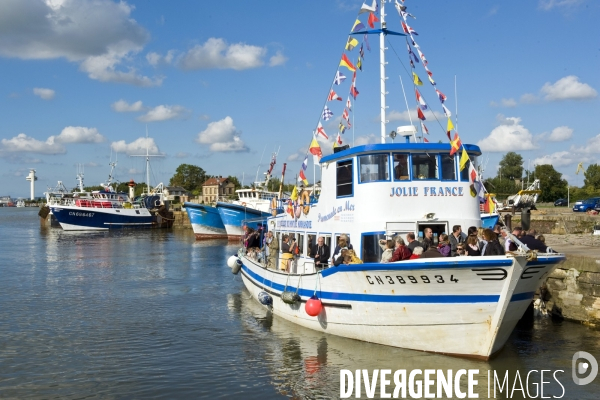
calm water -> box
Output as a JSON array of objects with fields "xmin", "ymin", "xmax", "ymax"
[{"xmin": 1, "ymin": 207, "xmax": 599, "ymax": 399}]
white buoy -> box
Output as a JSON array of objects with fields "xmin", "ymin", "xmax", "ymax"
[
  {"xmin": 227, "ymin": 255, "xmax": 242, "ymax": 274},
  {"xmin": 25, "ymin": 169, "xmax": 37, "ymax": 200}
]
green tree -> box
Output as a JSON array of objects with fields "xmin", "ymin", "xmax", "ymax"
[
  {"xmin": 534, "ymin": 164, "xmax": 567, "ymax": 202},
  {"xmin": 498, "ymin": 152, "xmax": 523, "ymax": 181},
  {"xmin": 583, "ymin": 164, "xmax": 600, "ymax": 190},
  {"xmin": 169, "ymin": 164, "xmax": 207, "ymax": 192},
  {"xmin": 227, "ymin": 175, "xmax": 242, "ymax": 191},
  {"xmin": 483, "ymin": 177, "xmax": 519, "ymax": 200}
]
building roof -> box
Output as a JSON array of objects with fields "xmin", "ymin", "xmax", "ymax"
[
  {"xmin": 203, "ymin": 177, "xmax": 231, "ymax": 186},
  {"xmin": 166, "ymin": 186, "xmax": 187, "ymax": 192}
]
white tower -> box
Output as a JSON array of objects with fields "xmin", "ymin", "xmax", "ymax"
[{"xmin": 26, "ymin": 169, "xmax": 37, "ymax": 200}]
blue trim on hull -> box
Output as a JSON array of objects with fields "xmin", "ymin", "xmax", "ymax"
[
  {"xmin": 50, "ymin": 207, "xmax": 154, "ymax": 229},
  {"xmin": 216, "ymin": 202, "xmax": 269, "ymax": 232},
  {"xmin": 184, "ymin": 202, "xmax": 226, "ymax": 234}
]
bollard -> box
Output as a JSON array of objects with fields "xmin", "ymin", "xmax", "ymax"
[
  {"xmin": 505, "ymin": 214, "xmax": 512, "ymax": 231},
  {"xmin": 521, "ymin": 207, "xmax": 531, "ymax": 231}
]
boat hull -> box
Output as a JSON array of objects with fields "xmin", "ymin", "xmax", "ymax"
[
  {"xmin": 184, "ymin": 202, "xmax": 227, "ymax": 240},
  {"xmin": 238, "ymin": 254, "xmax": 564, "ymax": 359},
  {"xmin": 480, "ymin": 213, "xmax": 500, "ymax": 229},
  {"xmin": 216, "ymin": 202, "xmax": 270, "ymax": 240},
  {"xmin": 50, "ymin": 205, "xmax": 160, "ymax": 231}
]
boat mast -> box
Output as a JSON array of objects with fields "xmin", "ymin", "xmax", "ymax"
[{"xmin": 379, "ymin": 0, "xmax": 387, "ymax": 144}]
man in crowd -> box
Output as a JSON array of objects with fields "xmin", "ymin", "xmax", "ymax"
[
  {"xmin": 406, "ymin": 232, "xmax": 422, "ymax": 252},
  {"xmin": 310, "ymin": 236, "xmax": 330, "ymax": 270},
  {"xmin": 448, "ymin": 225, "xmax": 464, "ymax": 256}
]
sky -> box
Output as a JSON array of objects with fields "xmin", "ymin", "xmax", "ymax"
[{"xmin": 1, "ymin": 0, "xmax": 599, "ymax": 199}]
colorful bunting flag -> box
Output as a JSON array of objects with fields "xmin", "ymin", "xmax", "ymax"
[
  {"xmin": 346, "ymin": 97, "xmax": 352, "ymax": 111},
  {"xmin": 336, "ymin": 132, "xmax": 343, "ymax": 145},
  {"xmin": 428, "ymin": 74, "xmax": 436, "ymax": 85},
  {"xmin": 417, "ymin": 48, "xmax": 427, "ymax": 66},
  {"xmin": 401, "ymin": 21, "xmax": 409, "ymax": 34},
  {"xmin": 301, "ymin": 156, "xmax": 308, "ymax": 171},
  {"xmin": 316, "ymin": 121, "xmax": 328, "ymax": 139},
  {"xmin": 350, "ymin": 85, "xmax": 359, "ymax": 99},
  {"xmin": 357, "ymin": 57, "xmax": 362, "ymax": 71},
  {"xmin": 407, "ymin": 43, "xmax": 419, "ymax": 64},
  {"xmin": 368, "ymin": 12, "xmax": 379, "ymax": 28},
  {"xmin": 339, "ymin": 122, "xmax": 346, "ymax": 134},
  {"xmin": 359, "ymin": 0, "xmax": 376, "ymax": 14},
  {"xmin": 436, "ymin": 89, "xmax": 447, "ymax": 103},
  {"xmin": 340, "ymin": 54, "xmax": 356, "ymax": 72},
  {"xmin": 342, "ymin": 108, "xmax": 349, "ymax": 121},
  {"xmin": 346, "ymin": 37, "xmax": 359, "ymax": 51},
  {"xmin": 290, "ymin": 186, "xmax": 298, "ymax": 201},
  {"xmin": 450, "ymin": 133, "xmax": 462, "ymax": 156},
  {"xmin": 322, "ymin": 106, "xmax": 333, "ymax": 121},
  {"xmin": 417, "ymin": 107, "xmax": 426, "ymax": 121},
  {"xmin": 415, "ymin": 89, "xmax": 427, "ymax": 110},
  {"xmin": 446, "ymin": 118, "xmax": 454, "ymax": 139},
  {"xmin": 351, "ymin": 19, "xmax": 365, "ymax": 33},
  {"xmin": 442, "ymin": 104, "xmax": 451, "ymax": 117},
  {"xmin": 420, "ymin": 121, "xmax": 429, "ymax": 134},
  {"xmin": 298, "ymin": 169, "xmax": 309, "ymax": 186},
  {"xmin": 423, "ymin": 137, "xmax": 429, "ymax": 143},
  {"xmin": 459, "ymin": 148, "xmax": 469, "ymax": 171},
  {"xmin": 412, "ymin": 72, "xmax": 423, "ymax": 86},
  {"xmin": 334, "ymin": 71, "xmax": 346, "ymax": 85},
  {"xmin": 328, "ymin": 89, "xmax": 342, "ymax": 101},
  {"xmin": 309, "ymin": 137, "xmax": 322, "ymax": 162},
  {"xmin": 359, "ymin": 44, "xmax": 364, "ymax": 59},
  {"xmin": 363, "ymin": 34, "xmax": 371, "ymax": 51}
]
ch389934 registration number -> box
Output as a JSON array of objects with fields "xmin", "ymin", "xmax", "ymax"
[{"xmin": 366, "ymin": 275, "xmax": 459, "ymax": 285}]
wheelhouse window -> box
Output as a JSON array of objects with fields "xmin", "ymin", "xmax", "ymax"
[
  {"xmin": 359, "ymin": 154, "xmax": 389, "ymax": 183},
  {"xmin": 336, "ymin": 159, "xmax": 353, "ymax": 197},
  {"xmin": 412, "ymin": 154, "xmax": 438, "ymax": 180},
  {"xmin": 393, "ymin": 153, "xmax": 410, "ymax": 181},
  {"xmin": 440, "ymin": 154, "xmax": 456, "ymax": 181},
  {"xmin": 361, "ymin": 233, "xmax": 386, "ymax": 263}
]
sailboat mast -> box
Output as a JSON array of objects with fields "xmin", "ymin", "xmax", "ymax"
[{"xmin": 379, "ymin": 0, "xmax": 387, "ymax": 144}]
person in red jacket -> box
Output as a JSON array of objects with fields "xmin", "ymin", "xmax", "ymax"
[{"xmin": 391, "ymin": 236, "xmax": 412, "ymax": 262}]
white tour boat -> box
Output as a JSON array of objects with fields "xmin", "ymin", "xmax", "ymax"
[{"xmin": 227, "ymin": 0, "xmax": 565, "ymax": 359}]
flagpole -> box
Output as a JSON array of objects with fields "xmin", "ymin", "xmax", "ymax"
[{"xmin": 379, "ymin": 0, "xmax": 387, "ymax": 144}]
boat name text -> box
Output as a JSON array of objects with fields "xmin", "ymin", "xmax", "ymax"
[
  {"xmin": 389, "ymin": 186, "xmax": 464, "ymax": 197},
  {"xmin": 366, "ymin": 274, "xmax": 459, "ymax": 285},
  {"xmin": 69, "ymin": 212, "xmax": 95, "ymax": 217},
  {"xmin": 318, "ymin": 201, "xmax": 355, "ymax": 223},
  {"xmin": 277, "ymin": 220, "xmax": 313, "ymax": 229}
]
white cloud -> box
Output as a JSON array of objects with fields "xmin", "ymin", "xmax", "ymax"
[
  {"xmin": 55, "ymin": 126, "xmax": 105, "ymax": 144},
  {"xmin": 540, "ymin": 76, "xmax": 597, "ymax": 101},
  {"xmin": 572, "ymin": 133, "xmax": 600, "ymax": 156},
  {"xmin": 175, "ymin": 152, "xmax": 190, "ymax": 158},
  {"xmin": 0, "ymin": 0, "xmax": 160, "ymax": 86},
  {"xmin": 538, "ymin": 0, "xmax": 585, "ymax": 10},
  {"xmin": 111, "ymin": 137, "xmax": 160, "ymax": 156},
  {"xmin": 146, "ymin": 52, "xmax": 161, "ymax": 66},
  {"xmin": 111, "ymin": 99, "xmax": 144, "ymax": 112},
  {"xmin": 0, "ymin": 133, "xmax": 66, "ymax": 154},
  {"xmin": 477, "ymin": 115, "xmax": 537, "ymax": 152},
  {"xmin": 269, "ymin": 51, "xmax": 288, "ymax": 66},
  {"xmin": 137, "ymin": 105, "xmax": 189, "ymax": 122},
  {"xmin": 146, "ymin": 50, "xmax": 176, "ymax": 66},
  {"xmin": 547, "ymin": 126, "xmax": 573, "ymax": 142},
  {"xmin": 354, "ymin": 134, "xmax": 379, "ymax": 146},
  {"xmin": 33, "ymin": 87, "xmax": 55, "ymax": 100},
  {"xmin": 533, "ymin": 151, "xmax": 575, "ymax": 167},
  {"xmin": 519, "ymin": 93, "xmax": 539, "ymax": 104},
  {"xmin": 178, "ymin": 38, "xmax": 267, "ymax": 71},
  {"xmin": 196, "ymin": 116, "xmax": 248, "ymax": 152}
]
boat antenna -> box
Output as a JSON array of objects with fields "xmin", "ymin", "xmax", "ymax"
[
  {"xmin": 130, "ymin": 126, "xmax": 164, "ymax": 195},
  {"xmin": 254, "ymin": 144, "xmax": 267, "ymax": 187}
]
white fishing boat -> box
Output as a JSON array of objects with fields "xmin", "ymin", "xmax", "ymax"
[{"xmin": 227, "ymin": 0, "xmax": 565, "ymax": 359}]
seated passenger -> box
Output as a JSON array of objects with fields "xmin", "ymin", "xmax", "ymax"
[
  {"xmin": 379, "ymin": 239, "xmax": 395, "ymax": 263},
  {"xmin": 409, "ymin": 246, "xmax": 423, "ymax": 259},
  {"xmin": 393, "ymin": 154, "xmax": 409, "ymax": 180},
  {"xmin": 347, "ymin": 249, "xmax": 363, "ymax": 264},
  {"xmin": 390, "ymin": 236, "xmax": 412, "ymax": 262},
  {"xmin": 437, "ymin": 234, "xmax": 451, "ymax": 257},
  {"xmin": 334, "ymin": 249, "xmax": 349, "ymax": 267}
]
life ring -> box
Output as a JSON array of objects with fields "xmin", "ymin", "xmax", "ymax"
[
  {"xmin": 298, "ymin": 190, "xmax": 311, "ymax": 215},
  {"xmin": 270, "ymin": 198, "xmax": 277, "ymax": 217}
]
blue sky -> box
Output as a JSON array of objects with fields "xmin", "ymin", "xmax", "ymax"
[{"xmin": 1, "ymin": 0, "xmax": 598, "ymax": 198}]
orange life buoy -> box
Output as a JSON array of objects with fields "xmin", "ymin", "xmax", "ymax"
[
  {"xmin": 270, "ymin": 197, "xmax": 277, "ymax": 216},
  {"xmin": 241, "ymin": 202, "xmax": 247, "ymax": 207},
  {"xmin": 298, "ymin": 190, "xmax": 311, "ymax": 215}
]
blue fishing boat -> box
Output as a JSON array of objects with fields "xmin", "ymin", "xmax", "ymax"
[{"xmin": 184, "ymin": 202, "xmax": 227, "ymax": 239}]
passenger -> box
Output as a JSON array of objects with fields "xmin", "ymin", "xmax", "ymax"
[
  {"xmin": 244, "ymin": 227, "xmax": 260, "ymax": 250},
  {"xmin": 334, "ymin": 249, "xmax": 349, "ymax": 267},
  {"xmin": 265, "ymin": 231, "xmax": 278, "ymax": 269},
  {"xmin": 409, "ymin": 246, "xmax": 423, "ymax": 259},
  {"xmin": 437, "ymin": 234, "xmax": 451, "ymax": 257},
  {"xmin": 477, "ymin": 227, "xmax": 486, "ymax": 251},
  {"xmin": 310, "ymin": 236, "xmax": 330, "ymax": 270},
  {"xmin": 420, "ymin": 246, "xmax": 444, "ymax": 258},
  {"xmin": 482, "ymin": 229, "xmax": 505, "ymax": 256},
  {"xmin": 455, "ymin": 244, "xmax": 467, "ymax": 256},
  {"xmin": 332, "ymin": 234, "xmax": 353, "ymax": 264},
  {"xmin": 465, "ymin": 234, "xmax": 481, "ymax": 256},
  {"xmin": 520, "ymin": 229, "xmax": 555, "ymax": 253},
  {"xmin": 421, "ymin": 228, "xmax": 434, "ymax": 252},
  {"xmin": 280, "ymin": 234, "xmax": 293, "ymax": 271},
  {"xmin": 342, "ymin": 254, "xmax": 352, "ymax": 265},
  {"xmin": 537, "ymin": 234, "xmax": 546, "ymax": 244},
  {"xmin": 379, "ymin": 239, "xmax": 395, "ymax": 263},
  {"xmin": 493, "ymin": 224, "xmax": 506, "ymax": 248},
  {"xmin": 347, "ymin": 249, "xmax": 363, "ymax": 264},
  {"xmin": 406, "ymin": 232, "xmax": 423, "ymax": 252},
  {"xmin": 390, "ymin": 236, "xmax": 412, "ymax": 262},
  {"xmin": 448, "ymin": 225, "xmax": 465, "ymax": 256},
  {"xmin": 507, "ymin": 226, "xmax": 523, "ymax": 251}
]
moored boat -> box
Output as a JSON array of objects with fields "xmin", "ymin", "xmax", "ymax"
[
  {"xmin": 227, "ymin": 0, "xmax": 566, "ymax": 359},
  {"xmin": 184, "ymin": 202, "xmax": 228, "ymax": 239}
]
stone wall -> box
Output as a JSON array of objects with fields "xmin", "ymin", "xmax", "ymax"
[
  {"xmin": 503, "ymin": 213, "xmax": 599, "ymax": 234},
  {"xmin": 171, "ymin": 210, "xmax": 191, "ymax": 229},
  {"xmin": 543, "ymin": 255, "xmax": 600, "ymax": 327}
]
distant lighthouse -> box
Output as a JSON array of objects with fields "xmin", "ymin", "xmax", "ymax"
[{"xmin": 26, "ymin": 169, "xmax": 37, "ymax": 200}]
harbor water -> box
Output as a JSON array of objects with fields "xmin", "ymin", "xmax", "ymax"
[{"xmin": 1, "ymin": 207, "xmax": 599, "ymax": 399}]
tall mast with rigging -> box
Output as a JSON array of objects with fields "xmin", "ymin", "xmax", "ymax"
[{"xmin": 379, "ymin": 0, "xmax": 387, "ymax": 144}]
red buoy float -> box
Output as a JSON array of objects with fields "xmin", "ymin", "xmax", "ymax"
[{"xmin": 305, "ymin": 295, "xmax": 322, "ymax": 317}]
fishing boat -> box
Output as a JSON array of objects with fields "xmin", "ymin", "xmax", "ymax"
[
  {"xmin": 227, "ymin": 0, "xmax": 565, "ymax": 359},
  {"xmin": 16, "ymin": 199, "xmax": 25, "ymax": 207},
  {"xmin": 50, "ymin": 154, "xmax": 172, "ymax": 231},
  {"xmin": 216, "ymin": 153, "xmax": 286, "ymax": 239},
  {"xmin": 184, "ymin": 202, "xmax": 228, "ymax": 239}
]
